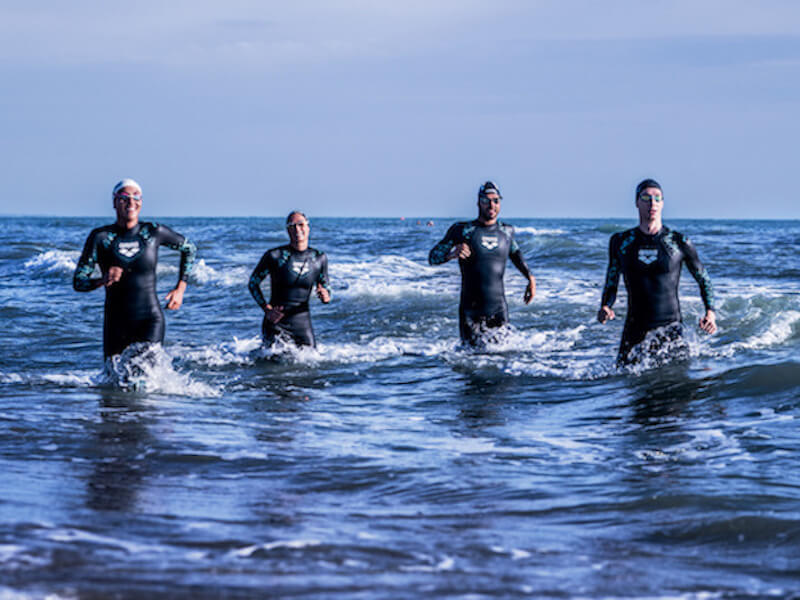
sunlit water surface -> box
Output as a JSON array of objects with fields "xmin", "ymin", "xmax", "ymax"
[{"xmin": 1, "ymin": 217, "xmax": 799, "ymax": 598}]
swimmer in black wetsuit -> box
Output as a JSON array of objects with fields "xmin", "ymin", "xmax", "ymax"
[
  {"xmin": 73, "ymin": 179, "xmax": 197, "ymax": 359},
  {"xmin": 429, "ymin": 181, "xmax": 536, "ymax": 345},
  {"xmin": 598, "ymin": 178, "xmax": 717, "ymax": 365},
  {"xmin": 248, "ymin": 211, "xmax": 331, "ymax": 348}
]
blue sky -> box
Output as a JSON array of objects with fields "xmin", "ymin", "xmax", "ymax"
[{"xmin": 1, "ymin": 1, "xmax": 799, "ymax": 219}]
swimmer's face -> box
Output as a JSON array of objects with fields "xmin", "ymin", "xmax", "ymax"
[
  {"xmin": 478, "ymin": 192, "xmax": 501, "ymax": 221},
  {"xmin": 636, "ymin": 186, "xmax": 663, "ymax": 223},
  {"xmin": 286, "ymin": 213, "xmax": 310, "ymax": 247},
  {"xmin": 113, "ymin": 185, "xmax": 142, "ymax": 224}
]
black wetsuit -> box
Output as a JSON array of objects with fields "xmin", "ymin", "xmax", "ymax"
[
  {"xmin": 429, "ymin": 220, "xmax": 532, "ymax": 345},
  {"xmin": 248, "ymin": 245, "xmax": 330, "ymax": 348},
  {"xmin": 601, "ymin": 226, "xmax": 714, "ymax": 363},
  {"xmin": 73, "ymin": 222, "xmax": 197, "ymax": 359}
]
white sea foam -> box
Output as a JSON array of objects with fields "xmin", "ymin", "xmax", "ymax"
[
  {"xmin": 332, "ymin": 255, "xmax": 449, "ymax": 298},
  {"xmin": 514, "ymin": 226, "xmax": 567, "ymax": 235},
  {"xmin": 729, "ymin": 310, "xmax": 800, "ymax": 352},
  {"xmin": 46, "ymin": 527, "xmax": 164, "ymax": 555},
  {"xmin": 190, "ymin": 259, "xmax": 249, "ymax": 287},
  {"xmin": 259, "ymin": 335, "xmax": 455, "ymax": 366},
  {"xmin": 180, "ymin": 334, "xmax": 456, "ymax": 369},
  {"xmin": 231, "ymin": 539, "xmax": 322, "ymax": 558},
  {"xmin": 490, "ymin": 546, "xmax": 532, "ymax": 560},
  {"xmin": 0, "ymin": 586, "xmax": 77, "ymax": 600},
  {"xmin": 0, "ymin": 372, "xmax": 24, "ymax": 384},
  {"xmin": 23, "ymin": 249, "xmax": 78, "ymax": 274},
  {"xmin": 41, "ymin": 372, "xmax": 97, "ymax": 387},
  {"xmin": 176, "ymin": 337, "xmax": 263, "ymax": 367},
  {"xmin": 176, "ymin": 323, "xmax": 615, "ymax": 382},
  {"xmin": 400, "ymin": 555, "xmax": 456, "ymax": 572}
]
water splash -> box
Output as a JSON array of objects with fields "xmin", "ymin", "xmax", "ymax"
[{"xmin": 102, "ymin": 343, "xmax": 221, "ymax": 397}]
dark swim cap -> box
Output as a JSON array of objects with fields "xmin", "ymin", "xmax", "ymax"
[
  {"xmin": 286, "ymin": 210, "xmax": 308, "ymax": 224},
  {"xmin": 635, "ymin": 178, "xmax": 662, "ymax": 199},
  {"xmin": 478, "ymin": 181, "xmax": 502, "ymax": 200}
]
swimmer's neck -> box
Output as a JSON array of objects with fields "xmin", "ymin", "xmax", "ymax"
[
  {"xmin": 290, "ymin": 241, "xmax": 309, "ymax": 252},
  {"xmin": 116, "ymin": 216, "xmax": 140, "ymax": 231},
  {"xmin": 638, "ymin": 218, "xmax": 662, "ymax": 235},
  {"xmin": 477, "ymin": 216, "xmax": 497, "ymax": 226}
]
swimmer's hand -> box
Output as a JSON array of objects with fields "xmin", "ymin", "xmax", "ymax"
[
  {"xmin": 265, "ymin": 304, "xmax": 284, "ymax": 324},
  {"xmin": 698, "ymin": 309, "xmax": 717, "ymax": 334},
  {"xmin": 165, "ymin": 281, "xmax": 187, "ymax": 310},
  {"xmin": 597, "ymin": 305, "xmax": 615, "ymax": 324},
  {"xmin": 316, "ymin": 283, "xmax": 331, "ymax": 304},
  {"xmin": 103, "ymin": 266, "xmax": 124, "ymax": 287},
  {"xmin": 449, "ymin": 243, "xmax": 471, "ymax": 261},
  {"xmin": 523, "ymin": 276, "xmax": 536, "ymax": 304}
]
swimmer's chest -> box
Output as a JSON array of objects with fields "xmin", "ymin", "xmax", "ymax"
[
  {"xmin": 466, "ymin": 227, "xmax": 510, "ymax": 260},
  {"xmin": 100, "ymin": 227, "xmax": 159, "ymax": 272},
  {"xmin": 622, "ymin": 235, "xmax": 682, "ymax": 276},
  {"xmin": 273, "ymin": 251, "xmax": 320, "ymax": 287}
]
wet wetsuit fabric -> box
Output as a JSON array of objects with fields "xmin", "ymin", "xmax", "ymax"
[
  {"xmin": 601, "ymin": 226, "xmax": 714, "ymax": 363},
  {"xmin": 429, "ymin": 220, "xmax": 532, "ymax": 345},
  {"xmin": 248, "ymin": 246, "xmax": 330, "ymax": 348},
  {"xmin": 73, "ymin": 222, "xmax": 197, "ymax": 358}
]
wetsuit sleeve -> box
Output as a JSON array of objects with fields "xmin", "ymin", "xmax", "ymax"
[
  {"xmin": 156, "ymin": 225, "xmax": 197, "ymax": 282},
  {"xmin": 680, "ymin": 235, "xmax": 715, "ymax": 311},
  {"xmin": 506, "ymin": 226, "xmax": 532, "ymax": 279},
  {"xmin": 601, "ymin": 234, "xmax": 621, "ymax": 308},
  {"xmin": 248, "ymin": 252, "xmax": 272, "ymax": 310},
  {"xmin": 73, "ymin": 230, "xmax": 101, "ymax": 292},
  {"xmin": 317, "ymin": 253, "xmax": 331, "ymax": 295},
  {"xmin": 428, "ymin": 224, "xmax": 461, "ymax": 265}
]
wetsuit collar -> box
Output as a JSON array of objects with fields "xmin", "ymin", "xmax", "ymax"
[{"xmin": 638, "ymin": 222, "xmax": 663, "ymax": 236}]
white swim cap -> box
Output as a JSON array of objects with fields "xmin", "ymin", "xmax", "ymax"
[{"xmin": 112, "ymin": 178, "xmax": 142, "ymax": 198}]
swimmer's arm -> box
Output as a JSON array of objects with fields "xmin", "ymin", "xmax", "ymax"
[
  {"xmin": 316, "ymin": 254, "xmax": 331, "ymax": 303},
  {"xmin": 248, "ymin": 254, "xmax": 271, "ymax": 310},
  {"xmin": 598, "ymin": 235, "xmax": 621, "ymax": 323},
  {"xmin": 157, "ymin": 225, "xmax": 196, "ymax": 310},
  {"xmin": 73, "ymin": 231, "xmax": 103, "ymax": 291},
  {"xmin": 158, "ymin": 225, "xmax": 197, "ymax": 283},
  {"xmin": 680, "ymin": 235, "xmax": 717, "ymax": 334},
  {"xmin": 428, "ymin": 224, "xmax": 460, "ymax": 265},
  {"xmin": 681, "ymin": 235, "xmax": 715, "ymax": 312},
  {"xmin": 508, "ymin": 231, "xmax": 536, "ymax": 304}
]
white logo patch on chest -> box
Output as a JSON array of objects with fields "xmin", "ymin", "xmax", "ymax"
[
  {"xmin": 117, "ymin": 240, "xmax": 141, "ymax": 258},
  {"xmin": 480, "ymin": 236, "xmax": 499, "ymax": 250},
  {"xmin": 638, "ymin": 247, "xmax": 658, "ymax": 265},
  {"xmin": 291, "ymin": 261, "xmax": 310, "ymax": 276}
]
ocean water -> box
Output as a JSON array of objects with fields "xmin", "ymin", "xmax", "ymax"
[{"xmin": 1, "ymin": 216, "xmax": 799, "ymax": 599}]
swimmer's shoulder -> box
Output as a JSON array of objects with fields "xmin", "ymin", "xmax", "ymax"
[
  {"xmin": 85, "ymin": 223, "xmax": 117, "ymax": 245},
  {"xmin": 448, "ymin": 220, "xmax": 477, "ymax": 240},
  {"xmin": 498, "ymin": 221, "xmax": 516, "ymax": 236},
  {"xmin": 610, "ymin": 227, "xmax": 638, "ymax": 253}
]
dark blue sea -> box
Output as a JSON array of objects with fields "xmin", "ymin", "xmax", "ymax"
[{"xmin": 1, "ymin": 216, "xmax": 799, "ymax": 599}]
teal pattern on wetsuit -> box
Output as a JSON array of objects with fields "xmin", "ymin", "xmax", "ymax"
[
  {"xmin": 600, "ymin": 225, "xmax": 714, "ymax": 360},
  {"xmin": 429, "ymin": 220, "xmax": 531, "ymax": 343},
  {"xmin": 73, "ymin": 222, "xmax": 197, "ymax": 358},
  {"xmin": 249, "ymin": 245, "xmax": 330, "ymax": 347}
]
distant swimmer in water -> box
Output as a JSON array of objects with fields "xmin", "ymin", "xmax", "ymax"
[
  {"xmin": 429, "ymin": 181, "xmax": 536, "ymax": 346},
  {"xmin": 248, "ymin": 211, "xmax": 331, "ymax": 348},
  {"xmin": 598, "ymin": 178, "xmax": 716, "ymax": 365},
  {"xmin": 73, "ymin": 179, "xmax": 197, "ymax": 360}
]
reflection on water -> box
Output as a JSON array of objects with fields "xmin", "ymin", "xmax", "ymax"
[{"xmin": 86, "ymin": 392, "xmax": 151, "ymax": 512}]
